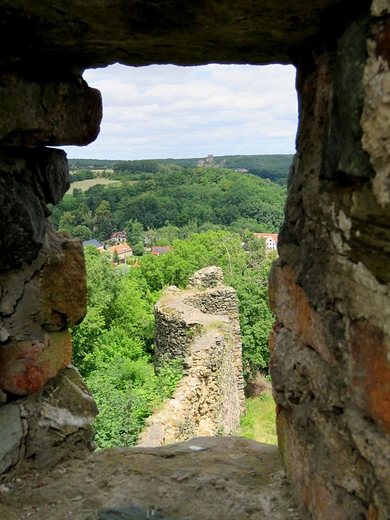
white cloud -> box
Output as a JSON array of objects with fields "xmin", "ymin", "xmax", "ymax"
[{"xmin": 63, "ymin": 63, "xmax": 298, "ymax": 160}]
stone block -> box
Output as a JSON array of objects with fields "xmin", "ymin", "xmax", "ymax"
[
  {"xmin": 0, "ymin": 404, "xmax": 22, "ymax": 474},
  {"xmin": 33, "ymin": 147, "xmax": 70, "ymax": 205},
  {"xmin": 269, "ymin": 263, "xmax": 337, "ymax": 365},
  {"xmin": 0, "ymin": 146, "xmax": 69, "ymax": 271},
  {"xmin": 0, "ymin": 331, "xmax": 72, "ymax": 395},
  {"xmin": 39, "ymin": 233, "xmax": 87, "ymax": 331},
  {"xmin": 320, "ymin": 15, "xmax": 374, "ymax": 181},
  {"xmin": 4, "ymin": 274, "xmax": 43, "ymax": 341},
  {"xmin": 24, "ymin": 366, "xmax": 98, "ymax": 461},
  {"xmin": 42, "ymin": 365, "xmax": 98, "ymax": 426},
  {"xmin": 0, "ymin": 73, "xmax": 102, "ymax": 147},
  {"xmin": 0, "ymin": 367, "xmax": 97, "ymax": 476},
  {"xmin": 0, "ymin": 162, "xmax": 46, "ymax": 271},
  {"xmin": 350, "ymin": 320, "xmax": 390, "ymax": 434}
]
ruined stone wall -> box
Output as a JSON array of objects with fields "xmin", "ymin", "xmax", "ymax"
[
  {"xmin": 0, "ymin": 73, "xmax": 101, "ymax": 475},
  {"xmin": 139, "ymin": 267, "xmax": 245, "ymax": 446},
  {"xmin": 269, "ymin": 5, "xmax": 390, "ymax": 519}
]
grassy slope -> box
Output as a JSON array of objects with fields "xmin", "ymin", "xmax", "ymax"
[{"xmin": 237, "ymin": 392, "xmax": 277, "ymax": 445}]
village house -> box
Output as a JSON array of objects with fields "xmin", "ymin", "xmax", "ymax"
[
  {"xmin": 253, "ymin": 233, "xmax": 278, "ymax": 250},
  {"xmin": 151, "ymin": 246, "xmax": 173, "ymax": 256},
  {"xmin": 109, "ymin": 243, "xmax": 133, "ymax": 262},
  {"xmin": 110, "ymin": 230, "xmax": 127, "ymax": 243}
]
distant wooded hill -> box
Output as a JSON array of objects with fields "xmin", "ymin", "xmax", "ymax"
[
  {"xmin": 68, "ymin": 158, "xmax": 118, "ymax": 169},
  {"xmin": 52, "ymin": 164, "xmax": 287, "ymax": 240},
  {"xmin": 68, "ymin": 154, "xmax": 293, "ymax": 186}
]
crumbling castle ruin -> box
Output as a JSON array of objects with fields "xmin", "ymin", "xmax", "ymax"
[{"xmin": 139, "ymin": 267, "xmax": 245, "ymax": 446}]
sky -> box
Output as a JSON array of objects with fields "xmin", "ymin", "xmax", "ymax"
[{"xmin": 63, "ymin": 63, "xmax": 298, "ymax": 161}]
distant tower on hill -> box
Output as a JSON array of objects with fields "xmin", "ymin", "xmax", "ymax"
[{"xmin": 206, "ymin": 154, "xmax": 214, "ymax": 164}]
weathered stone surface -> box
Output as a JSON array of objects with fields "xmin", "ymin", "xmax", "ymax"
[
  {"xmin": 321, "ymin": 14, "xmax": 374, "ymax": 180},
  {"xmin": 188, "ymin": 266, "xmax": 224, "ymax": 289},
  {"xmin": 0, "ymin": 153, "xmax": 47, "ymax": 272},
  {"xmin": 0, "ymin": 405, "xmax": 22, "ymax": 474},
  {"xmin": 0, "ymin": 228, "xmax": 87, "ymax": 400},
  {"xmin": 142, "ymin": 271, "xmax": 244, "ymax": 446},
  {"xmin": 0, "ymin": 331, "xmax": 72, "ymax": 395},
  {"xmin": 97, "ymin": 505, "xmax": 172, "ymax": 520},
  {"xmin": 0, "ymin": 147, "xmax": 71, "ymax": 272},
  {"xmin": 0, "ymin": 437, "xmax": 298, "ymax": 520},
  {"xmin": 361, "ymin": 14, "xmax": 390, "ymax": 207},
  {"xmin": 39, "ymin": 233, "xmax": 87, "ymax": 331},
  {"xmin": 34, "ymin": 147, "xmax": 70, "ymax": 205},
  {"xmin": 0, "ymin": 74, "xmax": 102, "ymax": 147},
  {"xmin": 350, "ymin": 320, "xmax": 390, "ymax": 434},
  {"xmin": 0, "ymin": 230, "xmax": 86, "ymax": 343},
  {"xmin": 270, "ymin": 10, "xmax": 390, "ymax": 519},
  {"xmin": 0, "ymin": 367, "xmax": 97, "ymax": 479},
  {"xmin": 22, "ymin": 366, "xmax": 98, "ymax": 467},
  {"xmin": 0, "ymin": 1, "xmax": 368, "ymax": 70},
  {"xmin": 269, "ymin": 263, "xmax": 338, "ymax": 365}
]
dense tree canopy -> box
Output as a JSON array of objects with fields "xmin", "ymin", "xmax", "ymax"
[
  {"xmin": 114, "ymin": 154, "xmax": 292, "ymax": 186},
  {"xmin": 51, "ymin": 165, "xmax": 286, "ymax": 239}
]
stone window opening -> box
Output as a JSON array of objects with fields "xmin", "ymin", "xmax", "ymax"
[{"xmin": 0, "ymin": 2, "xmax": 389, "ymax": 518}]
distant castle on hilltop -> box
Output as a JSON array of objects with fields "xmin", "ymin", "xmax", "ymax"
[
  {"xmin": 197, "ymin": 154, "xmax": 248, "ymax": 173},
  {"xmin": 197, "ymin": 154, "xmax": 215, "ymax": 167}
]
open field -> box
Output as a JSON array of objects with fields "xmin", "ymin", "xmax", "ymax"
[{"xmin": 66, "ymin": 177, "xmax": 120, "ymax": 194}]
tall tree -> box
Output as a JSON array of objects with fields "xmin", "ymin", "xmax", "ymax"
[
  {"xmin": 95, "ymin": 200, "xmax": 112, "ymax": 241},
  {"xmin": 58, "ymin": 211, "xmax": 76, "ymax": 234},
  {"xmin": 125, "ymin": 219, "xmax": 144, "ymax": 247},
  {"xmin": 72, "ymin": 225, "xmax": 92, "ymax": 241}
]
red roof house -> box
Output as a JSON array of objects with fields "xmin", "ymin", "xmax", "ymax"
[{"xmin": 109, "ymin": 243, "xmax": 133, "ymax": 261}]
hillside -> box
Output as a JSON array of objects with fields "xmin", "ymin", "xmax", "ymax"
[
  {"xmin": 112, "ymin": 154, "xmax": 293, "ymax": 186},
  {"xmin": 52, "ymin": 165, "xmax": 286, "ymax": 240},
  {"xmin": 68, "ymin": 158, "xmax": 118, "ymax": 169}
]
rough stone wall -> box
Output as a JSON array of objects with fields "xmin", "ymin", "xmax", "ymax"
[
  {"xmin": 0, "ymin": 230, "xmax": 98, "ymax": 476},
  {"xmin": 269, "ymin": 5, "xmax": 390, "ymax": 519},
  {"xmin": 140, "ymin": 267, "xmax": 245, "ymax": 446},
  {"xmin": 0, "ymin": 366, "xmax": 97, "ymax": 477},
  {"xmin": 0, "ymin": 71, "xmax": 101, "ymax": 475}
]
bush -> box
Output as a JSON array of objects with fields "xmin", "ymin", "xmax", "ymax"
[{"xmin": 86, "ymin": 357, "xmax": 183, "ymax": 449}]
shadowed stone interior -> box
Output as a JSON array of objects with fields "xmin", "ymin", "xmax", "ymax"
[{"xmin": 0, "ymin": 1, "xmax": 389, "ymax": 519}]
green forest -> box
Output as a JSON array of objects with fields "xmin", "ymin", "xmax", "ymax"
[
  {"xmin": 68, "ymin": 153, "xmax": 292, "ymax": 185},
  {"xmin": 52, "ymin": 164, "xmax": 286, "ymax": 242}
]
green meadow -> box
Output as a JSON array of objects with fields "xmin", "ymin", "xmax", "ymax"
[{"xmin": 66, "ymin": 178, "xmax": 120, "ymax": 194}]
